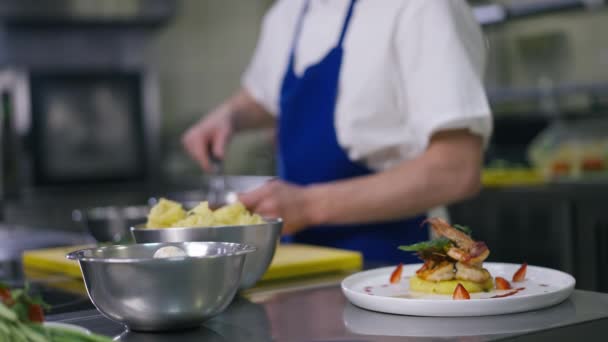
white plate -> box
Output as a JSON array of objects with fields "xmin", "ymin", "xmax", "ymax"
[
  {"xmin": 44, "ymin": 322, "xmax": 92, "ymax": 335},
  {"xmin": 341, "ymin": 262, "xmax": 575, "ymax": 316}
]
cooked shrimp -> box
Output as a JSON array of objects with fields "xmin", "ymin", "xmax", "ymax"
[
  {"xmin": 425, "ymin": 218, "xmax": 475, "ymax": 249},
  {"xmin": 455, "ymin": 262, "xmax": 491, "ymax": 283},
  {"xmin": 417, "ymin": 261, "xmax": 455, "ymax": 281},
  {"xmin": 425, "ymin": 218, "xmax": 489, "ymax": 264},
  {"xmin": 447, "ymin": 244, "xmax": 490, "ymax": 265}
]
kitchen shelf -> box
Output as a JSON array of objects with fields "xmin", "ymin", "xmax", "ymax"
[
  {"xmin": 488, "ymin": 82, "xmax": 608, "ymax": 105},
  {"xmin": 473, "ymin": 0, "xmax": 606, "ymax": 26},
  {"xmin": 0, "ymin": 0, "xmax": 176, "ymax": 29}
]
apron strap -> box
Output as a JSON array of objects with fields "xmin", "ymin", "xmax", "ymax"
[
  {"xmin": 288, "ymin": 0, "xmax": 311, "ymax": 66},
  {"xmin": 290, "ymin": 0, "xmax": 357, "ymax": 64},
  {"xmin": 337, "ymin": 0, "xmax": 358, "ymax": 47}
]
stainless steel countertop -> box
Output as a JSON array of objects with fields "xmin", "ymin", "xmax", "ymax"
[{"xmin": 48, "ymin": 285, "xmax": 608, "ymax": 342}]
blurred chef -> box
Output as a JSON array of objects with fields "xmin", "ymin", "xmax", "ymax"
[{"xmin": 182, "ymin": 0, "xmax": 492, "ymax": 263}]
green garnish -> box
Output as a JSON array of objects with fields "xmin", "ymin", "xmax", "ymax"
[
  {"xmin": 454, "ymin": 224, "xmax": 472, "ymax": 236},
  {"xmin": 398, "ymin": 237, "xmax": 451, "ymax": 252},
  {"xmin": 398, "ymin": 221, "xmax": 476, "ymax": 259}
]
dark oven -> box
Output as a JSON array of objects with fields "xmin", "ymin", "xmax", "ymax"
[{"xmin": 0, "ymin": 68, "xmax": 160, "ymax": 188}]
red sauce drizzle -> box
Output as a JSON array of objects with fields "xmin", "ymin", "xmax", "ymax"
[
  {"xmin": 364, "ymin": 286, "xmax": 373, "ymax": 293},
  {"xmin": 491, "ymin": 287, "xmax": 525, "ymax": 298}
]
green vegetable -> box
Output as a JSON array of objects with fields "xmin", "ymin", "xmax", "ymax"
[
  {"xmin": 11, "ymin": 284, "xmax": 50, "ymax": 309},
  {"xmin": 11, "ymin": 301, "xmax": 29, "ymax": 322},
  {"xmin": 45, "ymin": 324, "xmax": 114, "ymax": 342},
  {"xmin": 398, "ymin": 237, "xmax": 451, "ymax": 252},
  {"xmin": 1, "ymin": 285, "xmax": 112, "ymax": 342},
  {"xmin": 0, "ymin": 301, "xmax": 17, "ymax": 321}
]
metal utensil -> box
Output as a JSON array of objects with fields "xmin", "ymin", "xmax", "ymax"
[
  {"xmin": 66, "ymin": 242, "xmax": 256, "ymax": 332},
  {"xmin": 208, "ymin": 155, "xmax": 237, "ymax": 206},
  {"xmin": 131, "ymin": 218, "xmax": 283, "ymax": 289}
]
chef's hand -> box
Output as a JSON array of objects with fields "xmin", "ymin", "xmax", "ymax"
[
  {"xmin": 239, "ymin": 180, "xmax": 317, "ymax": 235},
  {"xmin": 182, "ymin": 104, "xmax": 234, "ymax": 171}
]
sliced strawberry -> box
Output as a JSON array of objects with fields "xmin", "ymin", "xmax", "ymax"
[
  {"xmin": 453, "ymin": 283, "xmax": 470, "ymax": 300},
  {"xmin": 512, "ymin": 263, "xmax": 527, "ymax": 282},
  {"xmin": 0, "ymin": 288, "xmax": 13, "ymax": 306},
  {"xmin": 390, "ymin": 263, "xmax": 403, "ymax": 284},
  {"xmin": 495, "ymin": 277, "xmax": 512, "ymax": 290},
  {"xmin": 27, "ymin": 304, "xmax": 45, "ymax": 323}
]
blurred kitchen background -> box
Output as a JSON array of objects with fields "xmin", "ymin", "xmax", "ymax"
[{"xmin": 0, "ymin": 0, "xmax": 607, "ymax": 292}]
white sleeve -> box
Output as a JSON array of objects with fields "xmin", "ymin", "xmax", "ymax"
[
  {"xmin": 241, "ymin": 2, "xmax": 288, "ymax": 116},
  {"xmin": 396, "ymin": 0, "xmax": 493, "ymax": 149}
]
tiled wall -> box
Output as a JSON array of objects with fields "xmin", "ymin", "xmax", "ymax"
[{"xmin": 148, "ymin": 0, "xmax": 275, "ymax": 179}]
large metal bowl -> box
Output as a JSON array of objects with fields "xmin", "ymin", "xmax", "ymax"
[
  {"xmin": 66, "ymin": 242, "xmax": 256, "ymax": 332},
  {"xmin": 130, "ymin": 219, "xmax": 282, "ymax": 289}
]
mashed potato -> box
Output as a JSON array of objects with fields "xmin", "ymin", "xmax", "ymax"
[
  {"xmin": 410, "ymin": 275, "xmax": 494, "ymax": 294},
  {"xmin": 146, "ymin": 198, "xmax": 264, "ymax": 228},
  {"xmin": 146, "ymin": 198, "xmax": 186, "ymax": 228}
]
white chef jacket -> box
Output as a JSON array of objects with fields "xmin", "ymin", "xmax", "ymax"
[{"xmin": 242, "ymin": 0, "xmax": 492, "ymax": 171}]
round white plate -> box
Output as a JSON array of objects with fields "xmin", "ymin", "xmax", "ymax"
[
  {"xmin": 44, "ymin": 322, "xmax": 92, "ymax": 335},
  {"xmin": 341, "ymin": 262, "xmax": 575, "ymax": 316}
]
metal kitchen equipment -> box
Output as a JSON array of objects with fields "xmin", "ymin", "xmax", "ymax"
[
  {"xmin": 207, "ymin": 156, "xmax": 238, "ymax": 207},
  {"xmin": 131, "ymin": 218, "xmax": 283, "ymax": 289},
  {"xmin": 72, "ymin": 205, "xmax": 150, "ymax": 243},
  {"xmin": 0, "ymin": 68, "xmax": 161, "ymax": 187},
  {"xmin": 0, "ymin": 0, "xmax": 175, "ymax": 192},
  {"xmin": 66, "ymin": 242, "xmax": 256, "ymax": 332}
]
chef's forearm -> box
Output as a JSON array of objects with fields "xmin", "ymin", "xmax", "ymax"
[
  {"xmin": 305, "ymin": 130, "xmax": 483, "ymax": 226},
  {"xmin": 225, "ymin": 88, "xmax": 276, "ymax": 131}
]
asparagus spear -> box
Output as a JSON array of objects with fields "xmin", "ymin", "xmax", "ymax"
[{"xmin": 2, "ymin": 298, "xmax": 111, "ymax": 341}]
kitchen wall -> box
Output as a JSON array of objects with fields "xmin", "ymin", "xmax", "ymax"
[{"xmin": 147, "ymin": 0, "xmax": 275, "ymax": 180}]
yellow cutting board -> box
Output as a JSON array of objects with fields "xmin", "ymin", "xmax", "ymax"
[
  {"xmin": 261, "ymin": 244, "xmax": 362, "ymax": 281},
  {"xmin": 22, "ymin": 243, "xmax": 363, "ymax": 283}
]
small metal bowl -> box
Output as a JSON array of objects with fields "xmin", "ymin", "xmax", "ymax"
[
  {"xmin": 130, "ymin": 219, "xmax": 282, "ymax": 289},
  {"xmin": 67, "ymin": 242, "xmax": 256, "ymax": 332},
  {"xmin": 72, "ymin": 205, "xmax": 150, "ymax": 243}
]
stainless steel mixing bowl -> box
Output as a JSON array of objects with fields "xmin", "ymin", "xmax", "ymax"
[
  {"xmin": 66, "ymin": 242, "xmax": 256, "ymax": 332},
  {"xmin": 130, "ymin": 219, "xmax": 282, "ymax": 289},
  {"xmin": 72, "ymin": 205, "xmax": 150, "ymax": 243}
]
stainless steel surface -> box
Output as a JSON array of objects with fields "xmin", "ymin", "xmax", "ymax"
[
  {"xmin": 72, "ymin": 205, "xmax": 150, "ymax": 243},
  {"xmin": 131, "ymin": 218, "xmax": 283, "ymax": 289},
  {"xmin": 66, "ymin": 242, "xmax": 256, "ymax": 332},
  {"xmin": 0, "ymin": 224, "xmax": 92, "ymax": 261},
  {"xmin": 48, "ymin": 288, "xmax": 608, "ymax": 341}
]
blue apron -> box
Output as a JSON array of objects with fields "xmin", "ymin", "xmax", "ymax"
[{"xmin": 277, "ymin": 0, "xmax": 426, "ymax": 264}]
